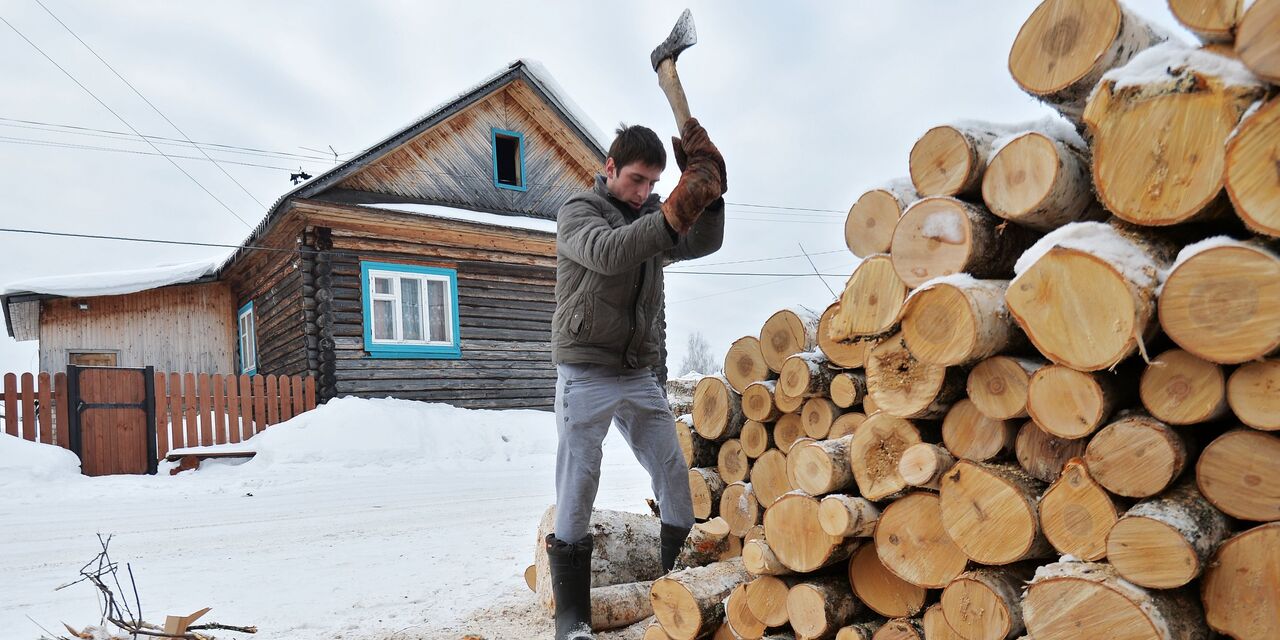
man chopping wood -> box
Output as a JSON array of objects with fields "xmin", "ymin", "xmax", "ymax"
[{"xmin": 544, "ymin": 115, "xmax": 726, "ymax": 640}]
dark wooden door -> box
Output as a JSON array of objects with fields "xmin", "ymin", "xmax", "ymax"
[{"xmin": 68, "ymin": 365, "xmax": 156, "ymax": 476}]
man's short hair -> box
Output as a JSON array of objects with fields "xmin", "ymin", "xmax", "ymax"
[{"xmin": 608, "ymin": 123, "xmax": 666, "ymax": 172}]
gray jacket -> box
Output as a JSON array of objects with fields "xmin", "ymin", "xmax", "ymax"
[{"xmin": 552, "ymin": 174, "xmax": 725, "ymax": 376}]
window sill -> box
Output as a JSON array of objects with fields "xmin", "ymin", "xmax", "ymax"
[{"xmin": 365, "ymin": 345, "xmax": 462, "ymax": 360}]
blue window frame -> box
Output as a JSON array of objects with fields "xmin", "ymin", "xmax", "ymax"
[
  {"xmin": 491, "ymin": 128, "xmax": 527, "ymax": 191},
  {"xmin": 237, "ymin": 301, "xmax": 257, "ymax": 375},
  {"xmin": 360, "ymin": 261, "xmax": 462, "ymax": 359}
]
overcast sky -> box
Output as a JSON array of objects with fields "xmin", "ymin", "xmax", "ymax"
[{"xmin": 0, "ymin": 0, "xmax": 1192, "ymax": 375}]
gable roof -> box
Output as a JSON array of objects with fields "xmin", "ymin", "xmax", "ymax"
[{"xmin": 218, "ymin": 59, "xmax": 606, "ymax": 273}]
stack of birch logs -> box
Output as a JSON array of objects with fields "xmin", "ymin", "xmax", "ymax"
[{"xmin": 632, "ymin": 1, "xmax": 1280, "ymax": 639}]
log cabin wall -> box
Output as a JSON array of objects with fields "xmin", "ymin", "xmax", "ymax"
[
  {"xmin": 37, "ymin": 282, "xmax": 235, "ymax": 373},
  {"xmin": 222, "ymin": 214, "xmax": 309, "ymax": 378},
  {"xmin": 296, "ymin": 200, "xmax": 557, "ymax": 410}
]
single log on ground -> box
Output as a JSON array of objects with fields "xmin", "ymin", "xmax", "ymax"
[
  {"xmin": 828, "ymin": 412, "xmax": 866, "ymax": 440},
  {"xmin": 849, "ymin": 412, "xmax": 930, "ymax": 500},
  {"xmin": 763, "ymin": 492, "xmax": 859, "ymax": 573},
  {"xmin": 908, "ymin": 122, "xmax": 1004, "ymax": 198},
  {"xmin": 1008, "ymin": 0, "xmax": 1167, "ymax": 122},
  {"xmin": 742, "ymin": 381, "xmax": 782, "ymax": 424},
  {"xmin": 1200, "ymin": 522, "xmax": 1280, "ymax": 640},
  {"xmin": 820, "ymin": 303, "xmax": 876, "ymax": 368},
  {"xmin": 1084, "ymin": 42, "xmax": 1266, "ymax": 226},
  {"xmin": 941, "ymin": 398, "xmax": 1017, "ymax": 462},
  {"xmin": 875, "ymin": 491, "xmax": 969, "ymax": 588},
  {"xmin": 965, "ymin": 357, "xmax": 1039, "ymax": 422},
  {"xmin": 788, "ymin": 576, "xmax": 864, "ymax": 640},
  {"xmin": 1236, "ymin": 0, "xmax": 1280, "ymax": 83},
  {"xmin": 836, "ymin": 621, "xmax": 886, "ymax": 640},
  {"xmin": 939, "ymin": 461, "xmax": 1053, "ymax": 565},
  {"xmin": 536, "ymin": 506, "xmax": 663, "ymax": 612},
  {"xmin": 1015, "ymin": 419, "xmax": 1088, "ymax": 483},
  {"xmin": 742, "ymin": 537, "xmax": 791, "ymax": 577},
  {"xmin": 773, "ymin": 414, "xmax": 805, "ymax": 453},
  {"xmin": 1026, "ymin": 364, "xmax": 1129, "ymax": 439},
  {"xmin": 1038, "ymin": 458, "xmax": 1122, "ymax": 561},
  {"xmin": 1007, "ymin": 222, "xmax": 1175, "ymax": 371},
  {"xmin": 1159, "ymin": 238, "xmax": 1280, "ymax": 363},
  {"xmin": 1226, "ymin": 96, "xmax": 1280, "ymax": 236},
  {"xmin": 865, "ymin": 333, "xmax": 964, "ymax": 420},
  {"xmin": 1138, "ymin": 348, "xmax": 1229, "ymax": 425},
  {"xmin": 750, "ymin": 449, "xmax": 793, "ymax": 508},
  {"xmin": 1085, "ymin": 414, "xmax": 1189, "ymax": 499},
  {"xmin": 847, "ymin": 179, "xmax": 917, "ymax": 258},
  {"xmin": 780, "ymin": 350, "xmax": 835, "ymax": 400},
  {"xmin": 725, "ymin": 336, "xmax": 773, "ymax": 395},
  {"xmin": 872, "ymin": 618, "xmax": 925, "ymax": 640},
  {"xmin": 789, "ymin": 435, "xmax": 855, "ymax": 496},
  {"xmin": 829, "ymin": 371, "xmax": 867, "ymax": 409},
  {"xmin": 898, "ymin": 442, "xmax": 956, "ymax": 491},
  {"xmin": 717, "ymin": 439, "xmax": 750, "ymax": 485},
  {"xmin": 982, "ymin": 130, "xmax": 1102, "ymax": 231},
  {"xmin": 695, "ymin": 376, "xmax": 745, "ymax": 442},
  {"xmin": 1168, "ymin": 0, "xmax": 1242, "ymax": 42},
  {"xmin": 831, "ymin": 255, "xmax": 908, "ymax": 339},
  {"xmin": 1022, "ymin": 561, "xmax": 1208, "ymax": 640},
  {"xmin": 677, "ymin": 517, "xmax": 736, "ymax": 570},
  {"xmin": 901, "ymin": 277, "xmax": 1021, "ymax": 367},
  {"xmin": 760, "ymin": 307, "xmax": 821, "ymax": 374},
  {"xmin": 690, "ymin": 468, "xmax": 727, "ymax": 520},
  {"xmin": 723, "ymin": 583, "xmax": 768, "ymax": 640},
  {"xmin": 678, "ymin": 416, "xmax": 719, "ymax": 469},
  {"xmin": 1106, "ymin": 480, "xmax": 1230, "ymax": 589},
  {"xmin": 890, "ymin": 197, "xmax": 1039, "ymax": 288},
  {"xmin": 1227, "ymin": 360, "xmax": 1280, "ymax": 431},
  {"xmin": 1196, "ymin": 428, "xmax": 1280, "ymax": 522},
  {"xmin": 720, "ymin": 482, "xmax": 759, "ymax": 538},
  {"xmin": 848, "ymin": 542, "xmax": 927, "ymax": 619},
  {"xmin": 940, "ymin": 564, "xmax": 1038, "ymax": 640},
  {"xmin": 586, "ymin": 581, "xmax": 658, "ymax": 632},
  {"xmin": 745, "ymin": 575, "xmax": 800, "ymax": 628},
  {"xmin": 650, "ymin": 558, "xmax": 750, "ymax": 640},
  {"xmin": 818, "ymin": 494, "xmax": 880, "ymax": 538},
  {"xmin": 740, "ymin": 420, "xmax": 773, "ymax": 459},
  {"xmin": 802, "ymin": 397, "xmax": 842, "ymax": 440},
  {"xmin": 922, "ymin": 604, "xmax": 964, "ymax": 640}
]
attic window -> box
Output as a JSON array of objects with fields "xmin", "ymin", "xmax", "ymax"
[{"xmin": 491, "ymin": 128, "xmax": 526, "ymax": 191}]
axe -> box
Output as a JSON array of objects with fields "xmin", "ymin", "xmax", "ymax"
[{"xmin": 650, "ymin": 9, "xmax": 698, "ymax": 131}]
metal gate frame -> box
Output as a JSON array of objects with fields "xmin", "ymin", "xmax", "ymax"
[{"xmin": 66, "ymin": 364, "xmax": 157, "ymax": 475}]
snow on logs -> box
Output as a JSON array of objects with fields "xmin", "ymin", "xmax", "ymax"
[
  {"xmin": 1083, "ymin": 42, "xmax": 1267, "ymax": 227},
  {"xmin": 889, "ymin": 197, "xmax": 1038, "ymax": 289},
  {"xmin": 899, "ymin": 276, "xmax": 1021, "ymax": 367}
]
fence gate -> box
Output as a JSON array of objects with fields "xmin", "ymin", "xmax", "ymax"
[{"xmin": 67, "ymin": 365, "xmax": 156, "ymax": 476}]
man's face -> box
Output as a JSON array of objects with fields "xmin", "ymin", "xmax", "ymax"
[{"xmin": 604, "ymin": 158, "xmax": 663, "ymax": 210}]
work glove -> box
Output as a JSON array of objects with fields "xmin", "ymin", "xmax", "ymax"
[{"xmin": 663, "ymin": 118, "xmax": 725, "ymax": 234}]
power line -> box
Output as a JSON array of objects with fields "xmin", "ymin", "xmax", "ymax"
[
  {"xmin": 0, "ymin": 118, "xmax": 340, "ymax": 163},
  {"xmin": 0, "ymin": 13, "xmax": 254, "ymax": 229},
  {"xmin": 33, "ymin": 0, "xmax": 268, "ymax": 208},
  {"xmin": 665, "ymin": 249, "xmax": 845, "ymax": 269},
  {"xmin": 669, "ymin": 261, "xmax": 859, "ymax": 305},
  {"xmin": 0, "ymin": 136, "xmax": 306, "ymax": 171},
  {"xmin": 0, "ymin": 227, "xmax": 856, "ymax": 279}
]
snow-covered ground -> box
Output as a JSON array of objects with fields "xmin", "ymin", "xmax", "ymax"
[{"xmin": 1, "ymin": 397, "xmax": 655, "ymax": 639}]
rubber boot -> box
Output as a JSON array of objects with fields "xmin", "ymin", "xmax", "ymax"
[
  {"xmin": 660, "ymin": 522, "xmax": 691, "ymax": 573},
  {"xmin": 545, "ymin": 534, "xmax": 594, "ymax": 640}
]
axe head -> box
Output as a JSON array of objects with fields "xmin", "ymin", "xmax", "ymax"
[{"xmin": 650, "ymin": 9, "xmax": 697, "ymax": 71}]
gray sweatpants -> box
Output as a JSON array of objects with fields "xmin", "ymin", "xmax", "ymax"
[{"xmin": 554, "ymin": 362, "xmax": 695, "ymax": 544}]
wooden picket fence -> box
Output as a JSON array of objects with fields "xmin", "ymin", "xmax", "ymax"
[{"xmin": 1, "ymin": 371, "xmax": 318, "ymax": 464}]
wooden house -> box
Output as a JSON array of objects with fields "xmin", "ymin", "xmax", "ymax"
[{"xmin": 3, "ymin": 59, "xmax": 606, "ymax": 410}]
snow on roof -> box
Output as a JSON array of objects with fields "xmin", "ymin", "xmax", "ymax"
[
  {"xmin": 359, "ymin": 203, "xmax": 558, "ymax": 234},
  {"xmin": 1, "ymin": 258, "xmax": 222, "ymax": 298}
]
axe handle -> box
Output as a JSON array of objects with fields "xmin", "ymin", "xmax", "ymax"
[{"xmin": 656, "ymin": 58, "xmax": 692, "ymax": 131}]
